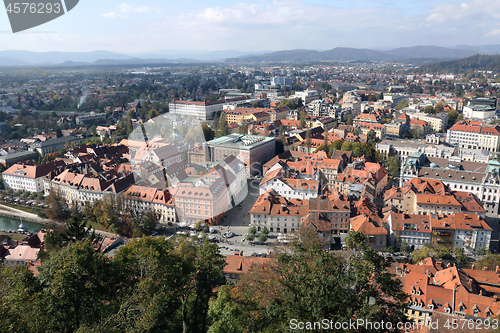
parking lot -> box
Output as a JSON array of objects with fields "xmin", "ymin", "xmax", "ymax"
[{"xmin": 212, "ymin": 225, "xmax": 274, "ymax": 257}]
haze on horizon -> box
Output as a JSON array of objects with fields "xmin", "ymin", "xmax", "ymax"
[{"xmin": 0, "ymin": 0, "xmax": 498, "ymax": 54}]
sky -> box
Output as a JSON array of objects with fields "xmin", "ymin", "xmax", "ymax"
[{"xmin": 0, "ymin": 0, "xmax": 499, "ymax": 53}]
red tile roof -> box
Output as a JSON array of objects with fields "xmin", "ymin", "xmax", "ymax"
[{"xmin": 350, "ymin": 214, "xmax": 387, "ymax": 235}]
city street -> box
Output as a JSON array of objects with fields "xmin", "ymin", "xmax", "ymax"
[{"xmin": 218, "ymin": 178, "xmax": 261, "ymax": 227}]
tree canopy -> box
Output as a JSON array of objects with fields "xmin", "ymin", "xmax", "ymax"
[
  {"xmin": 209, "ymin": 229, "xmax": 408, "ymax": 333},
  {"xmin": 0, "ymin": 236, "xmax": 226, "ymax": 333}
]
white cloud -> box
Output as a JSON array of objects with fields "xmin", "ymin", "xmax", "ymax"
[
  {"xmin": 144, "ymin": 1, "xmax": 409, "ymax": 50},
  {"xmin": 34, "ymin": 0, "xmax": 500, "ymax": 53},
  {"xmin": 119, "ymin": 3, "xmax": 162, "ymax": 14},
  {"xmin": 426, "ymin": 0, "xmax": 500, "ymax": 22},
  {"xmin": 487, "ymin": 29, "xmax": 500, "ymax": 36},
  {"xmin": 101, "ymin": 12, "xmax": 127, "ymax": 19}
]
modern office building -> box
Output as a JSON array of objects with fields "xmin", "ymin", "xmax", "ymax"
[
  {"xmin": 463, "ymin": 97, "xmax": 497, "ymax": 120},
  {"xmin": 169, "ymin": 96, "xmax": 248, "ymax": 121},
  {"xmin": 204, "ymin": 134, "xmax": 275, "ymax": 176}
]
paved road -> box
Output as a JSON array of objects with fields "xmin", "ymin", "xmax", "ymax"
[
  {"xmin": 218, "ymin": 179, "xmax": 260, "ymax": 227},
  {"xmin": 211, "ymin": 225, "xmax": 274, "ymax": 257}
]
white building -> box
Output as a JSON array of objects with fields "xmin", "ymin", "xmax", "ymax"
[
  {"xmin": 342, "ymin": 91, "xmax": 362, "ymax": 116},
  {"xmin": 446, "ymin": 120, "xmax": 500, "ymax": 153},
  {"xmin": 400, "ymin": 153, "xmax": 500, "ymax": 217},
  {"xmin": 463, "ymin": 105, "xmax": 497, "ymax": 120},
  {"xmin": 411, "ymin": 112, "xmax": 448, "ymax": 133},
  {"xmin": 293, "ymin": 89, "xmax": 320, "ymax": 105},
  {"xmin": 259, "ymin": 176, "xmax": 319, "ymax": 200},
  {"xmin": 2, "ymin": 160, "xmax": 65, "ymax": 193},
  {"xmin": 463, "ymin": 97, "xmax": 497, "ymax": 120},
  {"xmin": 44, "ymin": 169, "xmax": 135, "ymax": 206},
  {"xmin": 121, "ymin": 185, "xmax": 176, "ymax": 224},
  {"xmin": 384, "ymin": 212, "xmax": 492, "ymax": 254},
  {"xmin": 376, "ymin": 140, "xmax": 492, "ymax": 164},
  {"xmin": 168, "ymin": 100, "xmax": 225, "ymax": 121},
  {"xmin": 384, "ymin": 212, "xmax": 432, "ymax": 251},
  {"xmin": 249, "ymin": 190, "xmax": 309, "ymax": 233}
]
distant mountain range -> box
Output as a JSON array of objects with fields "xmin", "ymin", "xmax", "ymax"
[
  {"xmin": 1, "ymin": 45, "xmax": 500, "ymax": 67},
  {"xmin": 225, "ymin": 46, "xmax": 483, "ymax": 63},
  {"xmin": 416, "ymin": 54, "xmax": 500, "ymax": 74}
]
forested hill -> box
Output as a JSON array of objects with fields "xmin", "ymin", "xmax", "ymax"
[{"xmin": 416, "ymin": 54, "xmax": 500, "ymax": 74}]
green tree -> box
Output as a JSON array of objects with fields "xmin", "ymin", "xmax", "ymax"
[
  {"xmin": 367, "ymin": 129, "xmax": 377, "ymax": 143},
  {"xmin": 411, "ymin": 245, "xmax": 434, "ymax": 263},
  {"xmin": 216, "ymin": 113, "xmax": 230, "ymax": 138},
  {"xmin": 93, "ymin": 197, "xmax": 116, "ymax": 228},
  {"xmin": 201, "ymin": 123, "xmax": 215, "ymax": 141},
  {"xmin": 105, "ymin": 237, "xmax": 226, "ymax": 333},
  {"xmin": 395, "ymin": 99, "xmax": 409, "ymax": 110},
  {"xmin": 400, "ymin": 240, "xmax": 410, "ymax": 254},
  {"xmin": 45, "ymin": 190, "xmax": 69, "ymax": 221},
  {"xmin": 386, "ymin": 156, "xmax": 401, "ymax": 177},
  {"xmin": 212, "ymin": 113, "xmax": 220, "ymax": 131},
  {"xmin": 209, "ymin": 228, "xmax": 408, "ymax": 332},
  {"xmin": 0, "ymin": 265, "xmax": 42, "ymax": 332},
  {"xmin": 37, "ymin": 240, "xmax": 119, "ymax": 333},
  {"xmin": 411, "ymin": 127, "xmax": 424, "ymax": 139},
  {"xmin": 239, "ymin": 120, "xmax": 248, "ymax": 135},
  {"xmin": 207, "ymin": 285, "xmax": 245, "ymax": 333},
  {"xmin": 474, "ymin": 253, "xmax": 500, "ymax": 271},
  {"xmin": 446, "ymin": 109, "xmax": 458, "ymax": 127},
  {"xmin": 252, "ymin": 100, "xmax": 264, "ymax": 108},
  {"xmin": 453, "ymin": 247, "xmax": 468, "ymax": 265},
  {"xmin": 424, "ymin": 106, "xmax": 436, "ymax": 114},
  {"xmin": 341, "ymin": 141, "xmax": 354, "ymax": 151},
  {"xmin": 435, "ymin": 101, "xmax": 446, "ymax": 113},
  {"xmin": 352, "ymin": 145, "xmax": 362, "ymax": 157},
  {"xmin": 344, "ymin": 230, "xmax": 368, "ymax": 250},
  {"xmin": 49, "ymin": 215, "xmax": 100, "ymax": 247},
  {"xmin": 299, "ymin": 111, "xmax": 307, "ymax": 128},
  {"xmin": 346, "ymin": 114, "xmax": 353, "ymax": 125},
  {"xmin": 331, "ymin": 139, "xmax": 344, "ymax": 151},
  {"xmin": 313, "ymin": 144, "xmax": 328, "ymax": 154},
  {"xmin": 258, "ymin": 233, "xmax": 268, "ymax": 243},
  {"xmin": 437, "ymin": 245, "xmax": 454, "ymax": 260}
]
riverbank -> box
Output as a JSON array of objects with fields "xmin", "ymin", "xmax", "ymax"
[
  {"xmin": 0, "ymin": 203, "xmax": 123, "ymax": 239},
  {"xmin": 0, "ymin": 203, "xmax": 61, "ymax": 227}
]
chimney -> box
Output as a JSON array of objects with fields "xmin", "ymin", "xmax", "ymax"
[
  {"xmin": 240, "ymin": 251, "xmax": 243, "ymax": 256},
  {"xmin": 496, "ymin": 266, "xmax": 499, "ymax": 274},
  {"xmin": 480, "ymin": 290, "xmax": 483, "ymax": 296},
  {"xmin": 472, "ymin": 264, "xmax": 476, "ymax": 270},
  {"xmin": 447, "ymin": 263, "xmax": 451, "ymax": 268},
  {"xmin": 494, "ymin": 295, "xmax": 498, "ymax": 302},
  {"xmin": 484, "ymin": 266, "xmax": 488, "ymax": 271}
]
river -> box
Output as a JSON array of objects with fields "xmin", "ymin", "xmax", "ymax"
[{"xmin": 0, "ymin": 215, "xmax": 46, "ymax": 233}]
